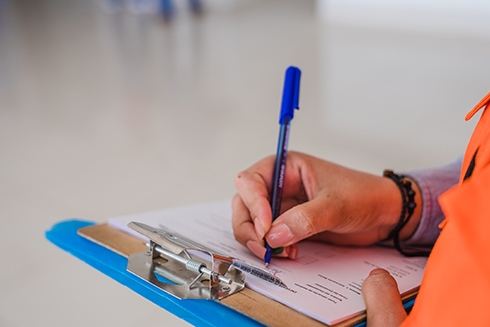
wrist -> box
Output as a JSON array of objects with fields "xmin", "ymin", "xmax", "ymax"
[
  {"xmin": 377, "ymin": 173, "xmax": 422, "ymax": 242},
  {"xmin": 381, "ymin": 170, "xmax": 424, "ymax": 257},
  {"xmin": 375, "ymin": 176, "xmax": 405, "ymax": 240},
  {"xmin": 398, "ymin": 176, "xmax": 422, "ymax": 240}
]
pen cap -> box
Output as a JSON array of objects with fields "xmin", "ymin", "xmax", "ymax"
[{"xmin": 279, "ymin": 66, "xmax": 301, "ymax": 124}]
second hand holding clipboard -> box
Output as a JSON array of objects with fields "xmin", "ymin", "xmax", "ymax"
[{"xmin": 127, "ymin": 221, "xmax": 287, "ymax": 301}]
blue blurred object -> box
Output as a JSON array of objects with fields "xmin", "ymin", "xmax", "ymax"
[
  {"xmin": 160, "ymin": 0, "xmax": 175, "ymax": 20},
  {"xmin": 98, "ymin": 0, "xmax": 202, "ymax": 17},
  {"xmin": 160, "ymin": 0, "xmax": 202, "ymax": 20}
]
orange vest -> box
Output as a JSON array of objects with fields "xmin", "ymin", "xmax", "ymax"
[{"xmin": 402, "ymin": 92, "xmax": 490, "ymax": 326}]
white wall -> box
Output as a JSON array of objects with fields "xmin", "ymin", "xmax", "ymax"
[{"xmin": 317, "ymin": 0, "xmax": 490, "ymax": 37}]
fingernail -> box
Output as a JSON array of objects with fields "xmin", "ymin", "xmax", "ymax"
[
  {"xmin": 369, "ymin": 268, "xmax": 388, "ymax": 276},
  {"xmin": 270, "ymin": 247, "xmax": 289, "ymax": 258},
  {"xmin": 246, "ymin": 240, "xmax": 266, "ymax": 258},
  {"xmin": 254, "ymin": 220, "xmax": 265, "ymax": 240},
  {"xmin": 288, "ymin": 245, "xmax": 299, "ymax": 259},
  {"xmin": 272, "ymin": 247, "xmax": 285, "ymax": 255},
  {"xmin": 267, "ymin": 223, "xmax": 294, "ymax": 247}
]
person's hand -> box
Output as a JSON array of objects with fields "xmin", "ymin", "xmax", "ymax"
[
  {"xmin": 232, "ymin": 151, "xmax": 422, "ymax": 259},
  {"xmin": 362, "ymin": 268, "xmax": 407, "ymax": 326}
]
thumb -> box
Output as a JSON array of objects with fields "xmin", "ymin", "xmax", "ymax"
[
  {"xmin": 265, "ymin": 197, "xmax": 331, "ymax": 248},
  {"xmin": 264, "ymin": 202, "xmax": 317, "ymax": 248},
  {"xmin": 362, "ymin": 269, "xmax": 407, "ymax": 327}
]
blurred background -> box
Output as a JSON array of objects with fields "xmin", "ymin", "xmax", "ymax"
[{"xmin": 1, "ymin": 0, "xmax": 490, "ymax": 326}]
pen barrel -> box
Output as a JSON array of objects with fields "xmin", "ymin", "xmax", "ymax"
[{"xmin": 270, "ymin": 118, "xmax": 290, "ymax": 219}]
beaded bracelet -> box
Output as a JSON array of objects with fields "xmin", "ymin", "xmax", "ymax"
[{"xmin": 383, "ymin": 170, "xmax": 418, "ymax": 256}]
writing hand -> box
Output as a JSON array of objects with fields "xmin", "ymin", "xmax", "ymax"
[{"xmin": 232, "ymin": 151, "xmax": 422, "ymax": 258}]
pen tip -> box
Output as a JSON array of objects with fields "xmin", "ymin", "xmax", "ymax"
[{"xmin": 264, "ymin": 263, "xmax": 269, "ymax": 268}]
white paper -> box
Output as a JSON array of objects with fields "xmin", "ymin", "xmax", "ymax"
[{"xmin": 108, "ymin": 200, "xmax": 427, "ymax": 325}]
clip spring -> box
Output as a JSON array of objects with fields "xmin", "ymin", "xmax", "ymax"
[{"xmin": 150, "ymin": 243, "xmax": 233, "ymax": 286}]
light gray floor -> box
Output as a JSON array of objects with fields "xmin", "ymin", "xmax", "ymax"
[{"xmin": 1, "ymin": 0, "xmax": 489, "ymax": 326}]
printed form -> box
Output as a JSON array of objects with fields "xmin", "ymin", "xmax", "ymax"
[{"xmin": 109, "ymin": 201, "xmax": 427, "ymax": 326}]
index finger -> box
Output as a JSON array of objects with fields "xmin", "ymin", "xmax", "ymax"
[
  {"xmin": 234, "ymin": 157, "xmax": 275, "ymax": 239},
  {"xmin": 232, "ymin": 194, "xmax": 300, "ymax": 260},
  {"xmin": 232, "ymin": 194, "xmax": 262, "ymax": 245}
]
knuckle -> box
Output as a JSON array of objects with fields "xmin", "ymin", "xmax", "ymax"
[
  {"xmin": 233, "ymin": 228, "xmax": 245, "ymax": 245},
  {"xmin": 234, "ymin": 171, "xmax": 247, "ymax": 188},
  {"xmin": 231, "ymin": 217, "xmax": 248, "ymax": 246},
  {"xmin": 231, "ymin": 193, "xmax": 241, "ymax": 206},
  {"xmin": 294, "ymin": 207, "xmax": 317, "ymax": 238}
]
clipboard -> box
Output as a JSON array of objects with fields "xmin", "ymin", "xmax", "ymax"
[{"xmin": 46, "ymin": 219, "xmax": 416, "ymax": 327}]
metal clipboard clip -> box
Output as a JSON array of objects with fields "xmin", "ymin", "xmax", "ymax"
[{"xmin": 126, "ymin": 221, "xmax": 246, "ymax": 300}]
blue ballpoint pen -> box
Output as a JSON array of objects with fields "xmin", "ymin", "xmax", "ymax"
[{"xmin": 264, "ymin": 66, "xmax": 301, "ymax": 267}]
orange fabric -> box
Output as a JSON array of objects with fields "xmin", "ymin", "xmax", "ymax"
[
  {"xmin": 402, "ymin": 92, "xmax": 490, "ymax": 326},
  {"xmin": 465, "ymin": 91, "xmax": 490, "ymax": 121}
]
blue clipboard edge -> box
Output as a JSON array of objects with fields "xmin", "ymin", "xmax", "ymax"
[
  {"xmin": 45, "ymin": 219, "xmax": 416, "ymax": 327},
  {"xmin": 45, "ymin": 219, "xmax": 261, "ymax": 327}
]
